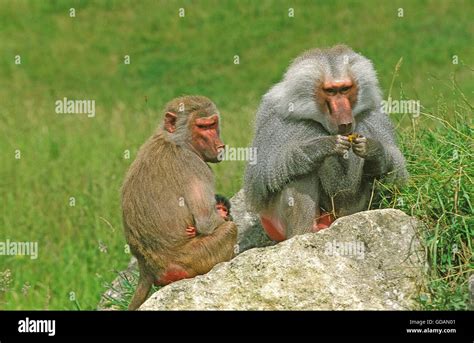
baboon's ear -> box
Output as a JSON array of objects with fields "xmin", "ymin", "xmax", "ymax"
[{"xmin": 164, "ymin": 112, "xmax": 177, "ymax": 133}]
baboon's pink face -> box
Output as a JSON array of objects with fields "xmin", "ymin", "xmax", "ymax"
[
  {"xmin": 315, "ymin": 79, "xmax": 358, "ymax": 135},
  {"xmin": 215, "ymin": 203, "xmax": 229, "ymax": 219},
  {"xmin": 191, "ymin": 114, "xmax": 224, "ymax": 163}
]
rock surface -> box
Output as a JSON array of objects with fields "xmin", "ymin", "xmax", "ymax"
[{"xmin": 140, "ymin": 209, "xmax": 425, "ymax": 310}]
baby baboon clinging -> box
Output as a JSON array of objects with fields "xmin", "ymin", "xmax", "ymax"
[
  {"xmin": 122, "ymin": 96, "xmax": 237, "ymax": 310},
  {"xmin": 185, "ymin": 195, "xmax": 232, "ymax": 238},
  {"xmin": 215, "ymin": 194, "xmax": 233, "ymax": 221},
  {"xmin": 244, "ymin": 45, "xmax": 408, "ymax": 241}
]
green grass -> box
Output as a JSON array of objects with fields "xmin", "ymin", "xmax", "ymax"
[
  {"xmin": 0, "ymin": 0, "xmax": 472, "ymax": 310},
  {"xmin": 100, "ymin": 270, "xmax": 140, "ymax": 311},
  {"xmin": 99, "ymin": 267, "xmax": 161, "ymax": 310},
  {"xmin": 377, "ymin": 77, "xmax": 473, "ymax": 310}
]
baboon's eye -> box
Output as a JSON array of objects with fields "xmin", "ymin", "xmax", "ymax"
[
  {"xmin": 197, "ymin": 123, "xmax": 215, "ymax": 130},
  {"xmin": 340, "ymin": 86, "xmax": 352, "ymax": 93},
  {"xmin": 324, "ymin": 88, "xmax": 337, "ymax": 96}
]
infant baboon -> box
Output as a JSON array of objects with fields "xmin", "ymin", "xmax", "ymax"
[{"xmin": 215, "ymin": 194, "xmax": 233, "ymax": 221}]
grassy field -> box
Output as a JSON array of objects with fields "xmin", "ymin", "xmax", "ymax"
[{"xmin": 0, "ymin": 0, "xmax": 472, "ymax": 310}]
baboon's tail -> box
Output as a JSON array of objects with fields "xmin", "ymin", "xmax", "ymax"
[{"xmin": 128, "ymin": 261, "xmax": 154, "ymax": 310}]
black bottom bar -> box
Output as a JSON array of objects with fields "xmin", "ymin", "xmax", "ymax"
[{"xmin": 0, "ymin": 311, "xmax": 471, "ymax": 340}]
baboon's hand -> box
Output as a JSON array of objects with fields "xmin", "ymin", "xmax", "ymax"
[
  {"xmin": 352, "ymin": 136, "xmax": 382, "ymax": 159},
  {"xmin": 186, "ymin": 226, "xmax": 197, "ymax": 238},
  {"xmin": 335, "ymin": 135, "xmax": 351, "ymax": 156},
  {"xmin": 352, "ymin": 135, "xmax": 368, "ymax": 158}
]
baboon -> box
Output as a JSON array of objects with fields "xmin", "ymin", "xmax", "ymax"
[
  {"xmin": 215, "ymin": 194, "xmax": 233, "ymax": 221},
  {"xmin": 185, "ymin": 194, "xmax": 232, "ymax": 238},
  {"xmin": 244, "ymin": 45, "xmax": 408, "ymax": 241},
  {"xmin": 122, "ymin": 96, "xmax": 237, "ymax": 310}
]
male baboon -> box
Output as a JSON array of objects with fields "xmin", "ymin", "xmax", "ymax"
[
  {"xmin": 244, "ymin": 45, "xmax": 407, "ymax": 241},
  {"xmin": 122, "ymin": 96, "xmax": 237, "ymax": 310}
]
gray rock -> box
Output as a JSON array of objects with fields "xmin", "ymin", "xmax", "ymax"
[
  {"xmin": 232, "ymin": 189, "xmax": 274, "ymax": 254},
  {"xmin": 140, "ymin": 209, "xmax": 425, "ymax": 310}
]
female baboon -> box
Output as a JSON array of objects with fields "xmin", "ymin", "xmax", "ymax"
[{"xmin": 122, "ymin": 96, "xmax": 237, "ymax": 310}]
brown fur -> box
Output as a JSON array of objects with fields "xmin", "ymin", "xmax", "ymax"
[{"xmin": 122, "ymin": 96, "xmax": 237, "ymax": 310}]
